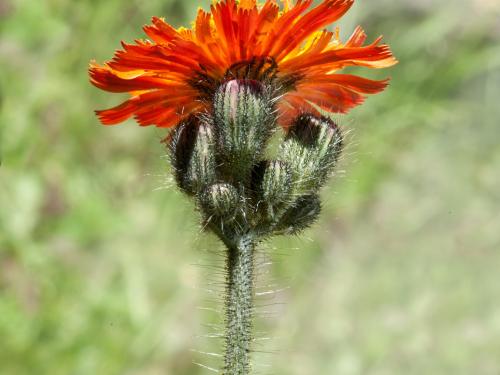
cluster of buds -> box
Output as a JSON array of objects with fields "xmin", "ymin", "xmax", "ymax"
[{"xmin": 168, "ymin": 79, "xmax": 343, "ymax": 247}]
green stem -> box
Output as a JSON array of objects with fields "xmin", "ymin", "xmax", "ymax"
[{"xmin": 223, "ymin": 235, "xmax": 255, "ymax": 374}]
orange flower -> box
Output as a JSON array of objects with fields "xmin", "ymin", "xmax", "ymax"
[{"xmin": 89, "ymin": 0, "xmax": 397, "ymax": 128}]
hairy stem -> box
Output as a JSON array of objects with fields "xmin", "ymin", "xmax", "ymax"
[{"xmin": 223, "ymin": 235, "xmax": 255, "ymax": 374}]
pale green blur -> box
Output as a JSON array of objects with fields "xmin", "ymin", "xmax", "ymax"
[{"xmin": 1, "ymin": 0, "xmax": 500, "ymax": 374}]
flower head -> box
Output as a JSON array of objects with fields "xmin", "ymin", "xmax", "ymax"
[{"xmin": 89, "ymin": 0, "xmax": 397, "ymax": 128}]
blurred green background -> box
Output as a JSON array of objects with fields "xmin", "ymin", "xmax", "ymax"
[{"xmin": 1, "ymin": 0, "xmax": 500, "ymax": 374}]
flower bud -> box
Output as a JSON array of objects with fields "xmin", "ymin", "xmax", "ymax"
[
  {"xmin": 213, "ymin": 79, "xmax": 276, "ymax": 180},
  {"xmin": 280, "ymin": 114, "xmax": 343, "ymax": 194},
  {"xmin": 200, "ymin": 183, "xmax": 240, "ymax": 221},
  {"xmin": 251, "ymin": 160, "xmax": 293, "ymax": 219},
  {"xmin": 274, "ymin": 194, "xmax": 321, "ymax": 235},
  {"xmin": 168, "ymin": 117, "xmax": 217, "ymax": 195}
]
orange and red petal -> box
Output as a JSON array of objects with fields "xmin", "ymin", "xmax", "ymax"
[
  {"xmin": 258, "ymin": 0, "xmax": 313, "ymax": 57},
  {"xmin": 95, "ymin": 88, "xmax": 201, "ymax": 127},
  {"xmin": 272, "ymin": 0, "xmax": 354, "ymax": 61},
  {"xmin": 280, "ymin": 73, "xmax": 390, "ymax": 123},
  {"xmin": 109, "ymin": 41, "xmax": 200, "ymax": 74},
  {"xmin": 246, "ymin": 0, "xmax": 280, "ymax": 53},
  {"xmin": 277, "ymin": 93, "xmax": 323, "ymax": 126},
  {"xmin": 95, "ymin": 100, "xmax": 137, "ymax": 125},
  {"xmin": 89, "ymin": 64, "xmax": 193, "ymax": 93},
  {"xmin": 295, "ymin": 85, "xmax": 366, "ymax": 113},
  {"xmin": 134, "ymin": 101, "xmax": 204, "ymax": 127},
  {"xmin": 142, "ymin": 17, "xmax": 180, "ymax": 44},
  {"xmin": 281, "ymin": 42, "xmax": 397, "ymax": 73},
  {"xmin": 301, "ymin": 74, "xmax": 390, "ymax": 94},
  {"xmin": 345, "ymin": 26, "xmax": 368, "ymax": 47}
]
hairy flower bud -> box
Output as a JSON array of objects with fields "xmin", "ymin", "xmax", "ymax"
[
  {"xmin": 200, "ymin": 183, "xmax": 240, "ymax": 221},
  {"xmin": 259, "ymin": 160, "xmax": 292, "ymax": 204},
  {"xmin": 274, "ymin": 194, "xmax": 321, "ymax": 235},
  {"xmin": 251, "ymin": 160, "xmax": 293, "ymax": 220},
  {"xmin": 213, "ymin": 79, "xmax": 276, "ymax": 180},
  {"xmin": 280, "ymin": 114, "xmax": 343, "ymax": 194},
  {"xmin": 168, "ymin": 117, "xmax": 216, "ymax": 195}
]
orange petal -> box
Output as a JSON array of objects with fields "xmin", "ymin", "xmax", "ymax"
[
  {"xmin": 277, "ymin": 94, "xmax": 322, "ymax": 126},
  {"xmin": 301, "ymin": 74, "xmax": 390, "ymax": 94},
  {"xmin": 259, "ymin": 0, "xmax": 313, "ymax": 57},
  {"xmin": 345, "ymin": 26, "xmax": 367, "ymax": 47},
  {"xmin": 247, "ymin": 1, "xmax": 280, "ymax": 53},
  {"xmin": 143, "ymin": 17, "xmax": 180, "ymax": 44},
  {"xmin": 272, "ymin": 0, "xmax": 354, "ymax": 61},
  {"xmin": 239, "ymin": 0, "xmax": 257, "ymax": 10},
  {"xmin": 95, "ymin": 88, "xmax": 200, "ymax": 127},
  {"xmin": 89, "ymin": 65, "xmax": 191, "ymax": 93},
  {"xmin": 95, "ymin": 100, "xmax": 137, "ymax": 125},
  {"xmin": 295, "ymin": 84, "xmax": 366, "ymax": 113},
  {"xmin": 281, "ymin": 43, "xmax": 397, "ymax": 72}
]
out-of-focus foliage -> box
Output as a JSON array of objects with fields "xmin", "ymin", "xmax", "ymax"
[{"xmin": 1, "ymin": 0, "xmax": 499, "ymax": 374}]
